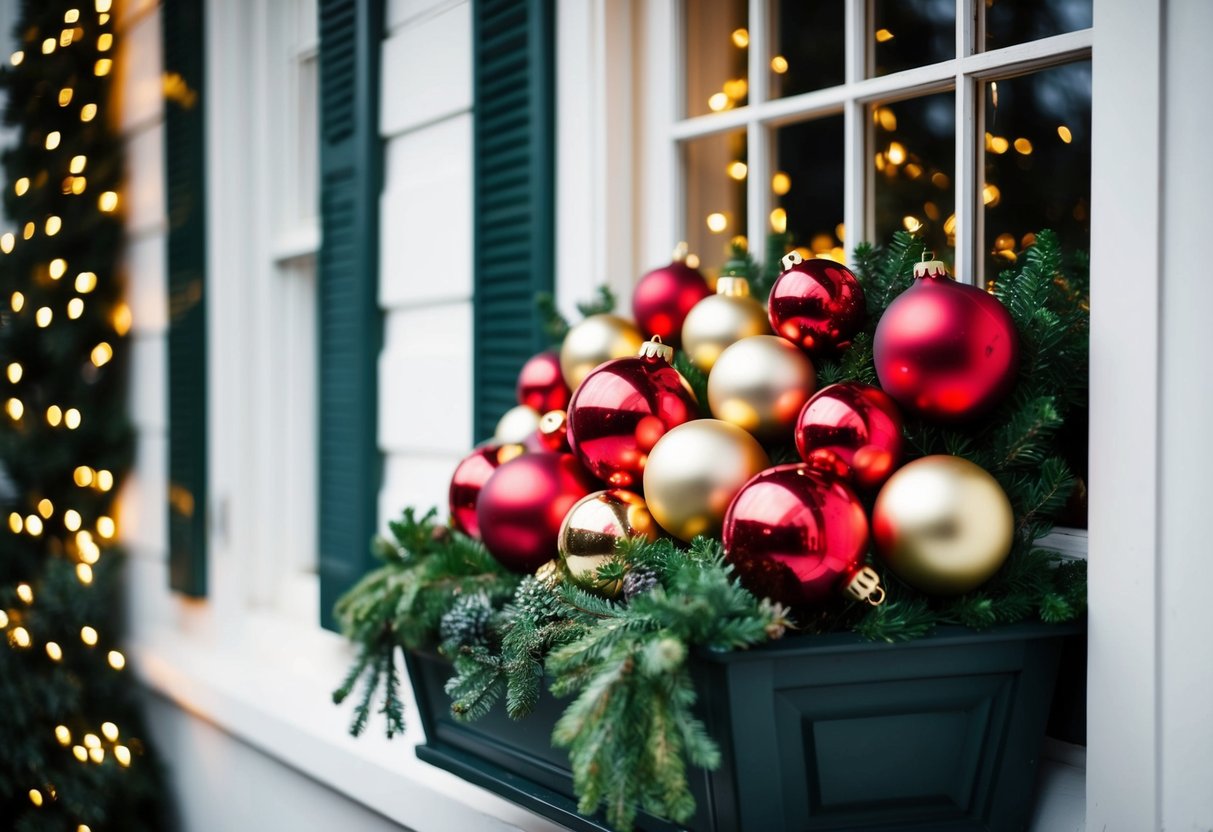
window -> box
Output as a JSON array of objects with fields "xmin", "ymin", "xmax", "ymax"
[{"xmin": 665, "ymin": 0, "xmax": 1092, "ymax": 288}]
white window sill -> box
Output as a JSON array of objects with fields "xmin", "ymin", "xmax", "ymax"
[{"xmin": 132, "ymin": 610, "xmax": 1085, "ymax": 831}]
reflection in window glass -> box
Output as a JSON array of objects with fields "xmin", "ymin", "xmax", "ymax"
[
  {"xmin": 684, "ymin": 130, "xmax": 748, "ymax": 275},
  {"xmin": 769, "ymin": 1, "xmax": 844, "ymax": 99},
  {"xmin": 982, "ymin": 61, "xmax": 1091, "ymax": 280},
  {"xmin": 685, "ymin": 0, "xmax": 748, "ymax": 118},
  {"xmin": 870, "ymin": 0, "xmax": 953, "ymax": 78},
  {"xmin": 983, "ymin": 0, "xmax": 1092, "ymax": 52},
  {"xmin": 773, "ymin": 115, "xmax": 845, "ymax": 262},
  {"xmin": 872, "ymin": 92, "xmax": 954, "ymax": 265}
]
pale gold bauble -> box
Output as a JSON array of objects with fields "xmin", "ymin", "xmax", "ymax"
[
  {"xmin": 872, "ymin": 454, "xmax": 1014, "ymax": 595},
  {"xmin": 559, "ymin": 314, "xmax": 645, "ymax": 390},
  {"xmin": 643, "ymin": 419, "xmax": 770, "ymax": 542},
  {"xmin": 680, "ymin": 277, "xmax": 771, "ymax": 372},
  {"xmin": 707, "ymin": 334, "xmax": 817, "ymax": 441},
  {"xmin": 557, "ymin": 489, "xmax": 657, "ymax": 595},
  {"xmin": 494, "ymin": 404, "xmax": 541, "ymax": 444}
]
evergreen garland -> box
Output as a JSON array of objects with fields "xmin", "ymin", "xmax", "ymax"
[
  {"xmin": 0, "ymin": 4, "xmax": 168, "ymax": 828},
  {"xmin": 335, "ymin": 230, "xmax": 1088, "ymax": 830}
]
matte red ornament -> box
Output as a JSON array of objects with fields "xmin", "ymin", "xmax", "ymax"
[
  {"xmin": 768, "ymin": 251, "xmax": 866, "ymax": 356},
  {"xmin": 795, "ymin": 382, "xmax": 904, "ymax": 490},
  {"xmin": 567, "ymin": 338, "xmax": 698, "ymax": 489},
  {"xmin": 631, "ymin": 248, "xmax": 712, "ymax": 348},
  {"xmin": 516, "ymin": 350, "xmax": 571, "ymax": 413},
  {"xmin": 476, "ymin": 452, "xmax": 598, "ymax": 572},
  {"xmin": 874, "ymin": 258, "xmax": 1019, "ymax": 421},
  {"xmin": 449, "ymin": 444, "xmax": 508, "ymax": 540},
  {"xmin": 723, "ymin": 463, "xmax": 875, "ymax": 606}
]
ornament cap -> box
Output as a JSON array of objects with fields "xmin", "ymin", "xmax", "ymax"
[
  {"xmin": 913, "ymin": 252, "xmax": 949, "ymax": 279},
  {"xmin": 715, "ymin": 276, "xmax": 751, "ymax": 298},
  {"xmin": 843, "ymin": 565, "xmax": 886, "ymax": 606},
  {"xmin": 637, "ymin": 335, "xmax": 675, "ymax": 362},
  {"xmin": 539, "ymin": 408, "xmax": 568, "ymax": 436}
]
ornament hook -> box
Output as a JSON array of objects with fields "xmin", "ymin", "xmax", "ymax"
[
  {"xmin": 843, "ymin": 566, "xmax": 886, "ymax": 606},
  {"xmin": 638, "ymin": 334, "xmax": 675, "ymax": 362},
  {"xmin": 912, "ymin": 251, "xmax": 949, "ymax": 279},
  {"xmin": 781, "ymin": 249, "xmax": 805, "ymax": 271}
]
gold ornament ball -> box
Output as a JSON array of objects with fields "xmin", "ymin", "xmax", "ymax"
[
  {"xmin": 680, "ymin": 277, "xmax": 771, "ymax": 372},
  {"xmin": 707, "ymin": 334, "xmax": 817, "ymax": 442},
  {"xmin": 494, "ymin": 404, "xmax": 541, "ymax": 444},
  {"xmin": 872, "ymin": 454, "xmax": 1014, "ymax": 595},
  {"xmin": 558, "ymin": 489, "xmax": 657, "ymax": 595},
  {"xmin": 559, "ymin": 314, "xmax": 645, "ymax": 390},
  {"xmin": 643, "ymin": 419, "xmax": 770, "ymax": 542}
]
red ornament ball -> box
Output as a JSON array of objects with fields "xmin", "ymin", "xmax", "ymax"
[
  {"xmin": 476, "ymin": 452, "xmax": 597, "ymax": 572},
  {"xmin": 516, "ymin": 351, "xmax": 571, "ymax": 413},
  {"xmin": 632, "ymin": 258, "xmax": 711, "ymax": 348},
  {"xmin": 567, "ymin": 345, "xmax": 698, "ymax": 489},
  {"xmin": 723, "ymin": 463, "xmax": 870, "ymax": 606},
  {"xmin": 449, "ymin": 444, "xmax": 508, "ymax": 540},
  {"xmin": 768, "ymin": 254, "xmax": 866, "ymax": 356},
  {"xmin": 795, "ymin": 382, "xmax": 904, "ymax": 490},
  {"xmin": 874, "ymin": 260, "xmax": 1018, "ymax": 421}
]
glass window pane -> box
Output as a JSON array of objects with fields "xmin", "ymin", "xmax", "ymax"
[
  {"xmin": 871, "ymin": 92, "xmax": 955, "ymax": 264},
  {"xmin": 769, "ymin": 0, "xmax": 844, "ymax": 99},
  {"xmin": 684, "ymin": 130, "xmax": 748, "ymax": 274},
  {"xmin": 982, "ymin": 0, "xmax": 1092, "ymax": 52},
  {"xmin": 870, "ymin": 0, "xmax": 954, "ymax": 78},
  {"xmin": 685, "ymin": 0, "xmax": 749, "ymax": 118},
  {"xmin": 981, "ymin": 61, "xmax": 1091, "ymax": 280},
  {"xmin": 773, "ymin": 116, "xmax": 845, "ymax": 262}
]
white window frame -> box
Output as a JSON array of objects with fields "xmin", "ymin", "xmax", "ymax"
[{"xmin": 558, "ymin": 0, "xmax": 1213, "ymax": 828}]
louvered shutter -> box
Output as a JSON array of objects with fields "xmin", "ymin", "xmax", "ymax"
[
  {"xmin": 317, "ymin": 0, "xmax": 384, "ymax": 628},
  {"xmin": 163, "ymin": 0, "xmax": 208, "ymax": 596},
  {"xmin": 472, "ymin": 0, "xmax": 556, "ymax": 441}
]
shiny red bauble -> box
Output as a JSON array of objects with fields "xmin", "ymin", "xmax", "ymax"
[
  {"xmin": 476, "ymin": 452, "xmax": 598, "ymax": 573},
  {"xmin": 873, "ymin": 262, "xmax": 1018, "ymax": 421},
  {"xmin": 449, "ymin": 444, "xmax": 508, "ymax": 540},
  {"xmin": 722, "ymin": 463, "xmax": 870, "ymax": 606},
  {"xmin": 632, "ymin": 259, "xmax": 712, "ymax": 348},
  {"xmin": 566, "ymin": 353, "xmax": 698, "ymax": 489},
  {"xmin": 795, "ymin": 382, "xmax": 904, "ymax": 490},
  {"xmin": 768, "ymin": 256, "xmax": 866, "ymax": 356},
  {"xmin": 516, "ymin": 350, "xmax": 572, "ymax": 413}
]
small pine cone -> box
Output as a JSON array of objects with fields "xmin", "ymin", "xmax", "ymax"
[
  {"xmin": 440, "ymin": 592, "xmax": 492, "ymax": 650},
  {"xmin": 622, "ymin": 567, "xmax": 659, "ymax": 601}
]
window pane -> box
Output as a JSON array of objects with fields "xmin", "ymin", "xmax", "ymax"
[
  {"xmin": 982, "ymin": 0, "xmax": 1092, "ymax": 52},
  {"xmin": 872, "ymin": 92, "xmax": 955, "ymax": 264},
  {"xmin": 684, "ymin": 130, "xmax": 748, "ymax": 274},
  {"xmin": 981, "ymin": 61, "xmax": 1091, "ymax": 280},
  {"xmin": 773, "ymin": 115, "xmax": 845, "ymax": 262},
  {"xmin": 870, "ymin": 0, "xmax": 954, "ymax": 78},
  {"xmin": 769, "ymin": 0, "xmax": 844, "ymax": 99},
  {"xmin": 685, "ymin": 0, "xmax": 748, "ymax": 118}
]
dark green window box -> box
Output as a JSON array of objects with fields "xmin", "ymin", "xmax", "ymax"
[{"xmin": 407, "ymin": 620, "xmax": 1078, "ymax": 831}]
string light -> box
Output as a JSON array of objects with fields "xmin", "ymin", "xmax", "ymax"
[
  {"xmin": 46, "ymin": 216, "xmax": 62, "ymax": 235},
  {"xmin": 705, "ymin": 212, "xmax": 728, "ymax": 233},
  {"xmin": 10, "ymin": 50, "xmax": 23, "ymax": 66},
  {"xmin": 726, "ymin": 161, "xmax": 747, "ymax": 180},
  {"xmin": 769, "ymin": 207, "xmax": 787, "ymax": 234},
  {"xmin": 65, "ymin": 408, "xmax": 81, "ymax": 429},
  {"xmin": 80, "ymin": 626, "xmax": 98, "ymax": 646},
  {"xmin": 8, "ymin": 513, "xmax": 20, "ymax": 533},
  {"xmin": 59, "ymin": 87, "xmax": 73, "ymax": 106},
  {"xmin": 96, "ymin": 0, "xmax": 113, "ymax": 11},
  {"xmin": 70, "ymin": 155, "xmax": 86, "ymax": 173},
  {"xmin": 114, "ymin": 746, "xmax": 131, "ymax": 767},
  {"xmin": 113, "ymin": 303, "xmax": 132, "ymax": 335},
  {"xmin": 23, "ymin": 221, "xmax": 35, "ymax": 239},
  {"xmin": 72, "ymin": 745, "xmax": 88, "ymax": 762},
  {"xmin": 47, "ymin": 405, "xmax": 63, "ymax": 426},
  {"xmin": 89, "ymin": 747, "xmax": 105, "ymax": 764},
  {"xmin": 46, "ymin": 131, "xmax": 61, "ymax": 150},
  {"xmin": 50, "ymin": 258, "xmax": 67, "ymax": 279},
  {"xmin": 74, "ymin": 466, "xmax": 94, "ymax": 487},
  {"xmin": 96, "ymin": 470, "xmax": 113, "ymax": 491},
  {"xmin": 29, "ymin": 789, "xmax": 43, "ymax": 807},
  {"xmin": 15, "ymin": 177, "xmax": 29, "ymax": 195},
  {"xmin": 46, "ymin": 642, "xmax": 63, "ymax": 661},
  {"xmin": 107, "ymin": 650, "xmax": 125, "ymax": 670},
  {"xmin": 771, "ymin": 172, "xmax": 791, "ymax": 195},
  {"xmin": 42, "ymin": 38, "xmax": 56, "ymax": 55},
  {"xmin": 94, "ymin": 58, "xmax": 112, "ymax": 76},
  {"xmin": 71, "ymin": 176, "xmax": 87, "ymax": 194},
  {"xmin": 36, "ymin": 307, "xmax": 53, "ymax": 327},
  {"xmin": 77, "ymin": 563, "xmax": 93, "ymax": 584},
  {"xmin": 65, "ymin": 9, "xmax": 81, "ymax": 23},
  {"xmin": 60, "ymin": 28, "xmax": 74, "ymax": 48},
  {"xmin": 37, "ymin": 499, "xmax": 53, "ymax": 518},
  {"xmin": 64, "ymin": 509, "xmax": 81, "ymax": 531},
  {"xmin": 731, "ymin": 28, "xmax": 749, "ymax": 48},
  {"xmin": 75, "ymin": 271, "xmax": 96, "ymax": 292},
  {"xmin": 96, "ymin": 516, "xmax": 115, "ymax": 538},
  {"xmin": 68, "ymin": 298, "xmax": 85, "ymax": 318},
  {"xmin": 91, "ymin": 342, "xmax": 112, "ymax": 366},
  {"xmin": 81, "ymin": 103, "xmax": 97, "ymax": 121},
  {"xmin": 707, "ymin": 92, "xmax": 730, "ymax": 112},
  {"xmin": 0, "ymin": 610, "xmax": 7, "ymax": 628},
  {"xmin": 875, "ymin": 28, "xmax": 894, "ymax": 42},
  {"xmin": 79, "ymin": 825, "xmax": 93, "ymax": 832},
  {"xmin": 17, "ymin": 583, "xmax": 33, "ymax": 603},
  {"xmin": 98, "ymin": 191, "xmax": 118, "ymax": 212},
  {"xmin": 2, "ymin": 234, "xmax": 14, "ymax": 253},
  {"xmin": 101, "ymin": 722, "xmax": 118, "ymax": 741},
  {"xmin": 26, "ymin": 515, "xmax": 43, "ymax": 535},
  {"xmin": 6, "ymin": 398, "xmax": 24, "ymax": 420},
  {"xmin": 12, "ymin": 626, "xmax": 31, "ymax": 647},
  {"xmin": 55, "ymin": 726, "xmax": 72, "ymax": 745},
  {"xmin": 83, "ymin": 733, "xmax": 100, "ymax": 749},
  {"xmin": 5, "ymin": 362, "xmax": 20, "ymax": 383},
  {"xmin": 1057, "ymin": 125, "xmax": 1072, "ymax": 143},
  {"xmin": 770, "ymin": 55, "xmax": 788, "ymax": 74},
  {"xmin": 97, "ymin": 33, "xmax": 112, "ymax": 51}
]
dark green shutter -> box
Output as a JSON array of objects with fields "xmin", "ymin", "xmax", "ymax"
[
  {"xmin": 317, "ymin": 0, "xmax": 384, "ymax": 629},
  {"xmin": 472, "ymin": 0, "xmax": 556, "ymax": 441},
  {"xmin": 163, "ymin": 0, "xmax": 208, "ymax": 597}
]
